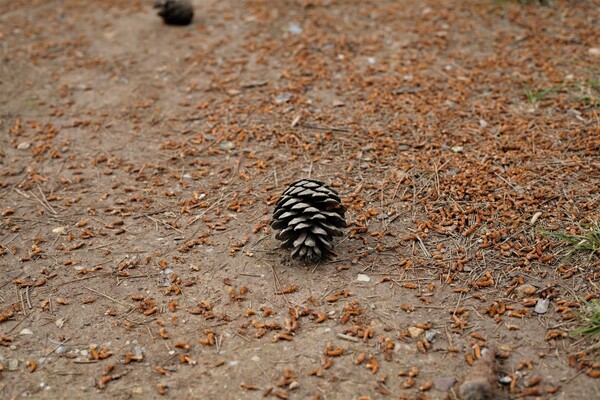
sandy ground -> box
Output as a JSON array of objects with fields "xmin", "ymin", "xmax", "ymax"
[{"xmin": 1, "ymin": 0, "xmax": 599, "ymax": 399}]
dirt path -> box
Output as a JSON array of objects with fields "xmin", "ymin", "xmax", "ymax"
[{"xmin": 1, "ymin": 0, "xmax": 599, "ymax": 399}]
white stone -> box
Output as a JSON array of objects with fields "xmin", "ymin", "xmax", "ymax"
[
  {"xmin": 408, "ymin": 327, "xmax": 424, "ymax": 338},
  {"xmin": 52, "ymin": 227, "xmax": 67, "ymax": 235},
  {"xmin": 534, "ymin": 298, "xmax": 550, "ymax": 314}
]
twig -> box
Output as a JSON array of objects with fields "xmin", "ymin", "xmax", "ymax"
[
  {"xmin": 299, "ymin": 124, "xmax": 352, "ymax": 133},
  {"xmin": 25, "ymin": 286, "xmax": 32, "ymax": 309},
  {"xmin": 145, "ymin": 215, "xmax": 184, "ymax": 234},
  {"xmin": 231, "ymin": 330, "xmax": 251, "ymax": 342},
  {"xmin": 268, "ymin": 262, "xmax": 290, "ymax": 306},
  {"xmin": 55, "ymin": 273, "xmax": 112, "ymax": 287},
  {"xmin": 37, "ymin": 184, "xmax": 57, "ymax": 214},
  {"xmin": 7, "ymin": 312, "xmax": 32, "ymax": 334},
  {"xmin": 85, "ymin": 287, "xmax": 134, "ymax": 309},
  {"xmin": 45, "ymin": 337, "xmax": 71, "ymax": 357},
  {"xmin": 337, "ymin": 333, "xmax": 360, "ymax": 342},
  {"xmin": 18, "ymin": 287, "xmax": 27, "ymax": 317}
]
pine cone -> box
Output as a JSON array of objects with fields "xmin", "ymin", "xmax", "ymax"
[
  {"xmin": 271, "ymin": 179, "xmax": 346, "ymax": 262},
  {"xmin": 154, "ymin": 0, "xmax": 194, "ymax": 26}
]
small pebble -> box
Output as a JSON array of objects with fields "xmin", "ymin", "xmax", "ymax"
[
  {"xmin": 275, "ymin": 92, "xmax": 293, "ymax": 104},
  {"xmin": 425, "ymin": 330, "xmax": 438, "ymax": 342},
  {"xmin": 52, "ymin": 227, "xmax": 67, "ymax": 235},
  {"xmin": 8, "ymin": 359, "xmax": 19, "ymax": 371},
  {"xmin": 19, "ymin": 328, "xmax": 33, "ymax": 335},
  {"xmin": 357, "ymin": 274, "xmax": 371, "ymax": 282},
  {"xmin": 499, "ymin": 376, "xmax": 512, "ymax": 384},
  {"xmin": 534, "ymin": 298, "xmax": 550, "ymax": 314},
  {"xmin": 288, "ymin": 23, "xmax": 303, "ymax": 35},
  {"xmin": 219, "ymin": 141, "xmax": 235, "ymax": 151},
  {"xmin": 408, "ymin": 327, "xmax": 424, "ymax": 338}
]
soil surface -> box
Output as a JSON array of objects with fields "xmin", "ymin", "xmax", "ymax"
[{"xmin": 1, "ymin": 1, "xmax": 599, "ymax": 399}]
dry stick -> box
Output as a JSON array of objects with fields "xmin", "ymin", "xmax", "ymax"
[
  {"xmin": 416, "ymin": 236, "xmax": 430, "ymax": 258},
  {"xmin": 55, "ymin": 273, "xmax": 111, "ymax": 287},
  {"xmin": 444, "ymin": 325, "xmax": 454, "ymax": 348},
  {"xmin": 124, "ymin": 317, "xmax": 156, "ymax": 326},
  {"xmin": 215, "ymin": 334, "xmax": 223, "ymax": 353},
  {"xmin": 0, "ymin": 271, "xmax": 23, "ymax": 290},
  {"xmin": 119, "ymin": 273, "xmax": 162, "ymax": 280},
  {"xmin": 299, "ymin": 124, "xmax": 351, "ymax": 133},
  {"xmin": 15, "ymin": 188, "xmax": 56, "ymax": 216},
  {"xmin": 25, "ymin": 286, "xmax": 32, "ymax": 309},
  {"xmin": 146, "ymin": 326, "xmax": 155, "ymax": 341},
  {"xmin": 54, "ymin": 371, "xmax": 84, "ymax": 376},
  {"xmin": 84, "ymin": 287, "xmax": 134, "ymax": 309},
  {"xmin": 37, "ymin": 184, "xmax": 57, "ymax": 214},
  {"xmin": 174, "ymin": 283, "xmax": 190, "ymax": 308},
  {"xmin": 268, "ymin": 263, "xmax": 291, "ymax": 306},
  {"xmin": 3, "ymin": 233, "xmax": 19, "ymax": 246},
  {"xmin": 183, "ymin": 191, "xmax": 228, "ymax": 232},
  {"xmin": 13, "ymin": 188, "xmax": 30, "ymax": 199},
  {"xmin": 24, "ymin": 188, "xmax": 52, "ymax": 215},
  {"xmin": 18, "ymin": 287, "xmax": 27, "ymax": 317},
  {"xmin": 337, "ymin": 333, "xmax": 360, "ymax": 342},
  {"xmin": 7, "ymin": 312, "xmax": 32, "ymax": 334},
  {"xmin": 231, "ymin": 330, "xmax": 251, "ymax": 343},
  {"xmin": 254, "ymin": 359, "xmax": 273, "ymax": 384},
  {"xmin": 176, "ymin": 60, "xmax": 199, "ymax": 84},
  {"xmin": 145, "ymin": 215, "xmax": 184, "ymax": 234},
  {"xmin": 132, "ymin": 209, "xmax": 170, "ymax": 220},
  {"xmin": 87, "ymin": 242, "xmax": 116, "ymax": 251},
  {"xmin": 45, "ymin": 337, "xmax": 71, "ymax": 357}
]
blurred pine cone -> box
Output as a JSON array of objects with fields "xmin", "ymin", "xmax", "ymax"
[
  {"xmin": 271, "ymin": 179, "xmax": 346, "ymax": 262},
  {"xmin": 154, "ymin": 0, "xmax": 194, "ymax": 26}
]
